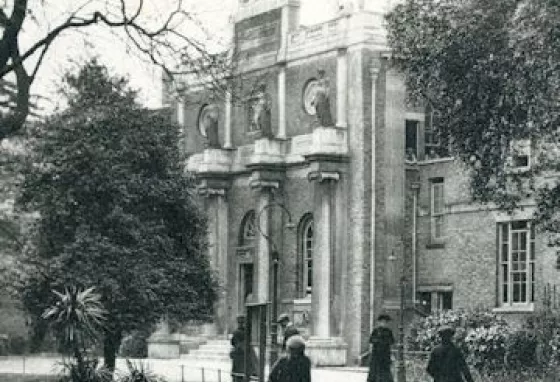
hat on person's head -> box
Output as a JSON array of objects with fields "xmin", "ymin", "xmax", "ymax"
[
  {"xmin": 277, "ymin": 313, "xmax": 290, "ymax": 324},
  {"xmin": 236, "ymin": 314, "xmax": 246, "ymax": 323},
  {"xmin": 377, "ymin": 314, "xmax": 392, "ymax": 322},
  {"xmin": 438, "ymin": 326, "xmax": 455, "ymax": 338},
  {"xmin": 286, "ymin": 335, "xmax": 306, "ymax": 350}
]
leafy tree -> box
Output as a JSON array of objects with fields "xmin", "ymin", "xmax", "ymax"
[
  {"xmin": 0, "ymin": 0, "xmax": 232, "ymax": 140},
  {"xmin": 386, "ymin": 0, "xmax": 560, "ymax": 243},
  {"xmin": 14, "ymin": 59, "xmax": 217, "ymax": 371}
]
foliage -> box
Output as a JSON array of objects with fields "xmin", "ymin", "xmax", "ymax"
[
  {"xmin": 42, "ymin": 287, "xmax": 106, "ymax": 356},
  {"xmin": 407, "ymin": 310, "xmax": 511, "ymax": 371},
  {"xmin": 119, "ymin": 331, "xmax": 149, "ymax": 358},
  {"xmin": 58, "ymin": 358, "xmax": 112, "ymax": 382},
  {"xmin": 386, "ymin": 0, "xmax": 560, "ymax": 243},
  {"xmin": 14, "ymin": 59, "xmax": 217, "ymax": 371},
  {"xmin": 504, "ymin": 330, "xmax": 538, "ymax": 369},
  {"xmin": 117, "ymin": 360, "xmax": 167, "ymax": 382}
]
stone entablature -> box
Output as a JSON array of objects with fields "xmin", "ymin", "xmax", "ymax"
[
  {"xmin": 235, "ymin": 0, "xmax": 301, "ymax": 22},
  {"xmin": 185, "ymin": 127, "xmax": 348, "ymax": 175}
]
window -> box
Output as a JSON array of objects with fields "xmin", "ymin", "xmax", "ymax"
[
  {"xmin": 498, "ymin": 221, "xmax": 535, "ymax": 306},
  {"xmin": 417, "ymin": 291, "xmax": 453, "ymax": 313},
  {"xmin": 508, "ymin": 139, "xmax": 531, "ymax": 171},
  {"xmin": 405, "ymin": 120, "xmax": 418, "ymax": 161},
  {"xmin": 424, "ymin": 107, "xmax": 450, "ymax": 159},
  {"xmin": 430, "ymin": 178, "xmax": 445, "ymax": 241},
  {"xmin": 298, "ymin": 214, "xmax": 314, "ymax": 297}
]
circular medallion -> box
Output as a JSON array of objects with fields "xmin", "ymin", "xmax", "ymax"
[{"xmin": 302, "ymin": 79, "xmax": 319, "ymax": 116}]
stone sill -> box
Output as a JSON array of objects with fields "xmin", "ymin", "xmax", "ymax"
[{"xmin": 492, "ymin": 304, "xmax": 535, "ymax": 314}]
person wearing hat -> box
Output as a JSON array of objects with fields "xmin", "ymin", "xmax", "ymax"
[
  {"xmin": 277, "ymin": 313, "xmax": 300, "ymax": 352},
  {"xmin": 230, "ymin": 315, "xmax": 257, "ymax": 382},
  {"xmin": 367, "ymin": 314, "xmax": 395, "ymax": 382},
  {"xmin": 426, "ymin": 326, "xmax": 474, "ymax": 382},
  {"xmin": 268, "ymin": 335, "xmax": 311, "ymax": 382}
]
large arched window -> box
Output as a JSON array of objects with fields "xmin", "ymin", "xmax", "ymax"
[
  {"xmin": 239, "ymin": 210, "xmax": 257, "ymax": 247},
  {"xmin": 298, "ymin": 214, "xmax": 314, "ymax": 297}
]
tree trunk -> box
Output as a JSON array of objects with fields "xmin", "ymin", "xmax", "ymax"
[{"xmin": 103, "ymin": 330, "xmax": 122, "ymax": 373}]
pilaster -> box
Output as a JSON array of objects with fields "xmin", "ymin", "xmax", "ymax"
[
  {"xmin": 336, "ymin": 48, "xmax": 348, "ymax": 128},
  {"xmin": 199, "ymin": 179, "xmax": 231, "ymax": 336}
]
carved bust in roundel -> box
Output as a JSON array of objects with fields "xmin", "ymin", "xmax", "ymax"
[{"xmin": 198, "ymin": 103, "xmax": 221, "ymax": 148}]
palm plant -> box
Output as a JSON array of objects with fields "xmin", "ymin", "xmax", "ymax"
[{"xmin": 42, "ymin": 286, "xmax": 107, "ymax": 380}]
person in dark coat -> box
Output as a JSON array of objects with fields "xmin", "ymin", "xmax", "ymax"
[
  {"xmin": 367, "ymin": 314, "xmax": 395, "ymax": 382},
  {"xmin": 278, "ymin": 313, "xmax": 300, "ymax": 353},
  {"xmin": 426, "ymin": 326, "xmax": 474, "ymax": 382},
  {"xmin": 230, "ymin": 315, "xmax": 257, "ymax": 382},
  {"xmin": 268, "ymin": 335, "xmax": 311, "ymax": 382}
]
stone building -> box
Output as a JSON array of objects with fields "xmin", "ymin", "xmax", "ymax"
[{"xmin": 171, "ymin": 0, "xmax": 559, "ymax": 366}]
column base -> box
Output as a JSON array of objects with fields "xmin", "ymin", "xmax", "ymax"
[{"xmin": 305, "ymin": 337, "xmax": 348, "ymax": 366}]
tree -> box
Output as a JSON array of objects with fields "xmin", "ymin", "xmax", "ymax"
[
  {"xmin": 386, "ymin": 0, "xmax": 560, "ymax": 243},
  {"xmin": 0, "ymin": 0, "xmax": 232, "ymax": 140},
  {"xmin": 14, "ymin": 59, "xmax": 218, "ymax": 371}
]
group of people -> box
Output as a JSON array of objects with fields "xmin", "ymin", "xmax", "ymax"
[
  {"xmin": 230, "ymin": 312, "xmax": 474, "ymax": 382},
  {"xmin": 367, "ymin": 314, "xmax": 474, "ymax": 382}
]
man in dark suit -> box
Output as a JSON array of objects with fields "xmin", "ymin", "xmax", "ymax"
[
  {"xmin": 278, "ymin": 313, "xmax": 300, "ymax": 353},
  {"xmin": 427, "ymin": 326, "xmax": 474, "ymax": 382}
]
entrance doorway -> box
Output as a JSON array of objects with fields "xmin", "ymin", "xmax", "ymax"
[{"xmin": 240, "ymin": 263, "xmax": 254, "ymax": 307}]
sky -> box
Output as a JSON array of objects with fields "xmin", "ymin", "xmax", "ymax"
[{"xmin": 10, "ymin": 0, "xmax": 336, "ymax": 115}]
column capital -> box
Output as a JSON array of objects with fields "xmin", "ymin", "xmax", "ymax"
[
  {"xmin": 250, "ymin": 179, "xmax": 281, "ymax": 190},
  {"xmin": 308, "ymin": 171, "xmax": 340, "ymax": 183}
]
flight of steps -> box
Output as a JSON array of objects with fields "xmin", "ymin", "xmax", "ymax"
[{"xmin": 181, "ymin": 339, "xmax": 232, "ymax": 362}]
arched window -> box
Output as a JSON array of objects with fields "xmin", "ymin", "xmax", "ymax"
[
  {"xmin": 298, "ymin": 214, "xmax": 314, "ymax": 297},
  {"xmin": 239, "ymin": 210, "xmax": 257, "ymax": 247}
]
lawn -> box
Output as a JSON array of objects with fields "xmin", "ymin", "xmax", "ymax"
[{"xmin": 0, "ymin": 374, "xmax": 58, "ymax": 382}]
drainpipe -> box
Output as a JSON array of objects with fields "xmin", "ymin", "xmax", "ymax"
[{"xmin": 411, "ymin": 183, "xmax": 420, "ymax": 303}]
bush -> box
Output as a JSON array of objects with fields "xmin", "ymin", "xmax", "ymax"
[
  {"xmin": 8, "ymin": 334, "xmax": 28, "ymax": 354},
  {"xmin": 118, "ymin": 360, "xmax": 166, "ymax": 382},
  {"xmin": 407, "ymin": 310, "xmax": 511, "ymax": 371},
  {"xmin": 505, "ymin": 330, "xmax": 538, "ymax": 369},
  {"xmin": 58, "ymin": 359, "xmax": 112, "ymax": 382},
  {"xmin": 119, "ymin": 331, "xmax": 148, "ymax": 358}
]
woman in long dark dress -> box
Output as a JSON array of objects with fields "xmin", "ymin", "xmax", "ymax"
[
  {"xmin": 367, "ymin": 314, "xmax": 395, "ymax": 382},
  {"xmin": 231, "ymin": 315, "xmax": 257, "ymax": 382}
]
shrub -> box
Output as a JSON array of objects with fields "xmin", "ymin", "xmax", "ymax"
[
  {"xmin": 8, "ymin": 334, "xmax": 28, "ymax": 354},
  {"xmin": 407, "ymin": 309, "xmax": 511, "ymax": 371},
  {"xmin": 118, "ymin": 360, "xmax": 166, "ymax": 382},
  {"xmin": 58, "ymin": 359, "xmax": 112, "ymax": 382},
  {"xmin": 119, "ymin": 331, "xmax": 149, "ymax": 358},
  {"xmin": 505, "ymin": 329, "xmax": 538, "ymax": 369}
]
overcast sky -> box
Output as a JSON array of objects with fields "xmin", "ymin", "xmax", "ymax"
[{"xmin": 14, "ymin": 0, "xmax": 335, "ymax": 115}]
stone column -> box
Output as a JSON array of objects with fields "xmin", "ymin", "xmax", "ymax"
[
  {"xmin": 250, "ymin": 181, "xmax": 279, "ymax": 304},
  {"xmin": 277, "ymin": 64, "xmax": 287, "ymax": 139},
  {"xmin": 369, "ymin": 64, "xmax": 380, "ymax": 331},
  {"xmin": 224, "ymin": 88, "xmax": 233, "ymax": 148},
  {"xmin": 309, "ymin": 171, "xmax": 339, "ymax": 337},
  {"xmin": 201, "ymin": 186, "xmax": 229, "ymax": 335},
  {"xmin": 336, "ymin": 48, "xmax": 348, "ymax": 128}
]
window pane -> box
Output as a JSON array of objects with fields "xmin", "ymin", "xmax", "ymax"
[
  {"xmin": 502, "ymin": 244, "xmax": 509, "ymax": 261},
  {"xmin": 501, "ymin": 224, "xmax": 509, "ymax": 243},
  {"xmin": 520, "ymin": 232, "xmax": 527, "ymax": 250},
  {"xmin": 513, "ymin": 283, "xmax": 521, "ymax": 302},
  {"xmin": 512, "ymin": 221, "xmax": 528, "ymax": 230},
  {"xmin": 512, "ymin": 233, "xmax": 519, "ymax": 250},
  {"xmin": 503, "ymin": 284, "xmax": 508, "ymax": 303}
]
